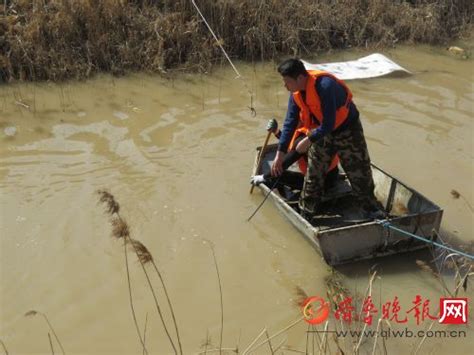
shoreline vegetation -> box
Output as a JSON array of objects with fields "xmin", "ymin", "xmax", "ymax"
[{"xmin": 0, "ymin": 0, "xmax": 472, "ymax": 83}]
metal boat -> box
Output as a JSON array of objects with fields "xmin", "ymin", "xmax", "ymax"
[{"xmin": 252, "ymin": 144, "xmax": 443, "ymax": 265}]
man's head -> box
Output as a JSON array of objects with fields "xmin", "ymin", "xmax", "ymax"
[{"xmin": 277, "ymin": 58, "xmax": 308, "ymax": 92}]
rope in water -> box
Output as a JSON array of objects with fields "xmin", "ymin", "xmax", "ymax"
[
  {"xmin": 377, "ymin": 220, "xmax": 474, "ymax": 260},
  {"xmin": 191, "ymin": 0, "xmax": 256, "ymax": 116}
]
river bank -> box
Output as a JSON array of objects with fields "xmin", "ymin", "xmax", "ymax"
[{"xmin": 1, "ymin": 0, "xmax": 472, "ymax": 82}]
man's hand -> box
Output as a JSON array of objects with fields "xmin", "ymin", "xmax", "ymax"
[
  {"xmin": 250, "ymin": 175, "xmax": 266, "ymax": 186},
  {"xmin": 266, "ymin": 118, "xmax": 278, "ymax": 133},
  {"xmin": 296, "ymin": 137, "xmax": 311, "ymax": 154},
  {"xmin": 271, "ymin": 150, "xmax": 285, "ymax": 176}
]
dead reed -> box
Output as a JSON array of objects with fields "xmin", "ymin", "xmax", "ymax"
[
  {"xmin": 143, "ymin": 313, "xmax": 148, "ymax": 355},
  {"xmin": 47, "ymin": 333, "xmax": 54, "ymax": 355},
  {"xmin": 0, "ymin": 338, "xmax": 9, "ymax": 355},
  {"xmin": 413, "ymin": 246, "xmax": 472, "ymax": 354},
  {"xmin": 287, "ymin": 270, "xmax": 392, "ymax": 354},
  {"xmin": 200, "ymin": 331, "xmax": 211, "ymax": 354},
  {"xmin": 123, "ymin": 228, "xmax": 149, "ymax": 355},
  {"xmin": 293, "ymin": 285, "xmax": 309, "ymax": 308},
  {"xmin": 1, "ymin": 0, "xmax": 472, "ymax": 82},
  {"xmin": 24, "ymin": 310, "xmax": 65, "ymax": 355},
  {"xmin": 242, "ymin": 316, "xmax": 305, "ymax": 354},
  {"xmin": 97, "ymin": 190, "xmax": 148, "ymax": 355},
  {"xmin": 97, "ymin": 189, "xmax": 182, "ymax": 355},
  {"xmin": 450, "ymin": 189, "xmax": 474, "ymax": 213},
  {"xmin": 134, "ymin": 238, "xmax": 184, "ymax": 354},
  {"xmin": 238, "ymin": 276, "xmax": 352, "ymax": 354},
  {"xmin": 304, "ymin": 251, "xmax": 472, "ymax": 355},
  {"xmin": 207, "ymin": 241, "xmax": 224, "ymax": 355},
  {"xmin": 429, "ymin": 229, "xmax": 474, "ymax": 293}
]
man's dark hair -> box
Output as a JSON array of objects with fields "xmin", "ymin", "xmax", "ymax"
[{"xmin": 277, "ymin": 58, "xmax": 308, "ymax": 79}]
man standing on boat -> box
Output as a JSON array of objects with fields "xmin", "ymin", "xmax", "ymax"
[{"xmin": 273, "ymin": 58, "xmax": 383, "ymax": 220}]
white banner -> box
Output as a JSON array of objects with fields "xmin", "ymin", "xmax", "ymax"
[{"xmin": 303, "ymin": 53, "xmax": 410, "ymax": 80}]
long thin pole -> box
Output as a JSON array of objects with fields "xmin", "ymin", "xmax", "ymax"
[{"xmin": 247, "ymin": 176, "xmax": 281, "ymax": 222}]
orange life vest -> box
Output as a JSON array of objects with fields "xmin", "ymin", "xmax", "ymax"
[{"xmin": 289, "ymin": 70, "xmax": 353, "ymax": 174}]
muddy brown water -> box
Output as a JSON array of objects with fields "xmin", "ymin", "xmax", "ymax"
[{"xmin": 1, "ymin": 45, "xmax": 473, "ymax": 354}]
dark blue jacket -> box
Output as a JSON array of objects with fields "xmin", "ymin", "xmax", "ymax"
[{"xmin": 278, "ymin": 75, "xmax": 359, "ymax": 153}]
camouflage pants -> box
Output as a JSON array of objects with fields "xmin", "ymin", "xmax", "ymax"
[{"xmin": 299, "ymin": 117, "xmax": 377, "ymax": 215}]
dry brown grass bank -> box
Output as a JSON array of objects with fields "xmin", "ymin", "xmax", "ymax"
[{"xmin": 0, "ymin": 0, "xmax": 472, "ymax": 82}]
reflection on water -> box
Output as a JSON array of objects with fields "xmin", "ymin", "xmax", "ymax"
[{"xmin": 0, "ymin": 45, "xmax": 472, "ymax": 354}]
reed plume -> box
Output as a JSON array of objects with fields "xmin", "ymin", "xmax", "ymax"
[
  {"xmin": 111, "ymin": 217, "xmax": 129, "ymax": 239},
  {"xmin": 97, "ymin": 190, "xmax": 148, "ymax": 355},
  {"xmin": 24, "ymin": 310, "xmax": 65, "ymax": 355},
  {"xmin": 450, "ymin": 189, "xmax": 461, "ymax": 199},
  {"xmin": 293, "ymin": 286, "xmax": 309, "ymax": 308},
  {"xmin": 97, "ymin": 189, "xmax": 182, "ymax": 355},
  {"xmin": 450, "ymin": 189, "xmax": 474, "ymax": 212},
  {"xmin": 97, "ymin": 189, "xmax": 120, "ymax": 215},
  {"xmin": 131, "ymin": 239, "xmax": 153, "ymax": 265}
]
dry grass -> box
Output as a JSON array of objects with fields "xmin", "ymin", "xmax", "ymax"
[
  {"xmin": 24, "ymin": 310, "xmax": 65, "ymax": 355},
  {"xmin": 1, "ymin": 0, "xmax": 472, "ymax": 82}
]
